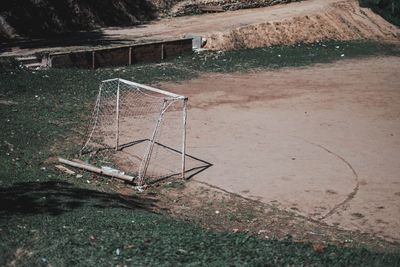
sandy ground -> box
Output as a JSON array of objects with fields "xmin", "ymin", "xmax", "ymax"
[
  {"xmin": 158, "ymin": 56, "xmax": 400, "ymax": 242},
  {"xmin": 1, "ymin": 0, "xmax": 398, "ymax": 57}
]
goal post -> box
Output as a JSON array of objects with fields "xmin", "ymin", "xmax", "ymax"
[{"xmin": 79, "ymin": 78, "xmax": 188, "ymax": 185}]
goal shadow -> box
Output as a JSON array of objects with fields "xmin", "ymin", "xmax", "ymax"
[{"xmin": 117, "ymin": 139, "xmax": 213, "ymax": 184}]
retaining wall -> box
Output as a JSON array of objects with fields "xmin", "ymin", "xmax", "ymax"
[{"xmin": 49, "ymin": 38, "xmax": 193, "ymax": 68}]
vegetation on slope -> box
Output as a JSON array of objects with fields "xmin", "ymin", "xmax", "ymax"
[
  {"xmin": 0, "ymin": 0, "xmax": 157, "ymax": 40},
  {"xmin": 360, "ymin": 0, "xmax": 400, "ymax": 26}
]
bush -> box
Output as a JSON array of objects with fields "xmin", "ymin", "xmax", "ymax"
[{"xmin": 359, "ymin": 0, "xmax": 400, "ymax": 26}]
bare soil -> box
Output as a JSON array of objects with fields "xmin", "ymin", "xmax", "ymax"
[
  {"xmin": 132, "ymin": 56, "xmax": 400, "ymax": 246},
  {"xmin": 2, "ymin": 0, "xmax": 398, "ymax": 57},
  {"xmin": 106, "ymin": 0, "xmax": 399, "ymax": 50}
]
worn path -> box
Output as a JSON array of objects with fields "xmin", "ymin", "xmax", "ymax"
[{"xmin": 160, "ymin": 56, "xmax": 400, "ymax": 242}]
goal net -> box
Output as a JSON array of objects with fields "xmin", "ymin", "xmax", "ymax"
[{"xmin": 80, "ymin": 78, "xmax": 188, "ymax": 185}]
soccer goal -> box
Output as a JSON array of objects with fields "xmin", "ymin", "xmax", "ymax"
[{"xmin": 78, "ymin": 78, "xmax": 188, "ymax": 185}]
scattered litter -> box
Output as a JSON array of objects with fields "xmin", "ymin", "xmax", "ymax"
[
  {"xmin": 233, "ymin": 228, "xmax": 239, "ymax": 233},
  {"xmin": 86, "ymin": 180, "xmax": 91, "ymax": 184},
  {"xmin": 101, "ymin": 166, "xmax": 125, "ymax": 176},
  {"xmin": 76, "ymin": 174, "xmax": 83, "ymax": 178},
  {"xmin": 215, "ymin": 210, "xmax": 220, "ymax": 214},
  {"xmin": 277, "ymin": 54, "xmax": 281, "ymax": 57},
  {"xmin": 194, "ymin": 48, "xmax": 209, "ymax": 54},
  {"xmin": 335, "ymin": 46, "xmax": 340, "ymax": 49},
  {"xmin": 55, "ymin": 165, "xmax": 76, "ymax": 175},
  {"xmin": 133, "ymin": 186, "xmax": 145, "ymax": 193},
  {"xmin": 341, "ymin": 54, "xmax": 345, "ymax": 57},
  {"xmin": 258, "ymin": 229, "xmax": 267, "ymax": 235},
  {"xmin": 4, "ymin": 141, "xmax": 14, "ymax": 151},
  {"xmin": 178, "ymin": 249, "xmax": 187, "ymax": 254},
  {"xmin": 116, "ymin": 248, "xmax": 121, "ymax": 255}
]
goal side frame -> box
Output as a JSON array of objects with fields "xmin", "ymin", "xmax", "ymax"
[{"xmin": 80, "ymin": 78, "xmax": 188, "ymax": 185}]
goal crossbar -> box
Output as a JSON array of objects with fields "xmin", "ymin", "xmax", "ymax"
[{"xmin": 103, "ymin": 78, "xmax": 186, "ymax": 100}]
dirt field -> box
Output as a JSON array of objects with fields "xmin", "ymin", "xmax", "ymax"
[
  {"xmin": 2, "ymin": 0, "xmax": 398, "ymax": 57},
  {"xmin": 155, "ymin": 56, "xmax": 400, "ymax": 242}
]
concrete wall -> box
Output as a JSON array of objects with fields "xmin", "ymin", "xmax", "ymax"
[{"xmin": 50, "ymin": 38, "xmax": 193, "ymax": 69}]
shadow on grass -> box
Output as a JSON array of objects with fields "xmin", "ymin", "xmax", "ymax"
[
  {"xmin": 0, "ymin": 32, "xmax": 137, "ymax": 54},
  {"xmin": 0, "ymin": 181, "xmax": 155, "ymax": 217}
]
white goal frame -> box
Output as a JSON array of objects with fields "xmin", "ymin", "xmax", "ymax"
[{"xmin": 80, "ymin": 78, "xmax": 188, "ymax": 185}]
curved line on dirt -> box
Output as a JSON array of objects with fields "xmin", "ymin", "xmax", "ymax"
[
  {"xmin": 195, "ymin": 137, "xmax": 360, "ymax": 222},
  {"xmin": 193, "ymin": 179, "xmax": 329, "ymax": 226},
  {"xmin": 299, "ymin": 139, "xmax": 360, "ymax": 221}
]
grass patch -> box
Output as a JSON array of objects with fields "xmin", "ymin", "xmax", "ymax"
[{"xmin": 1, "ymin": 40, "xmax": 400, "ymax": 266}]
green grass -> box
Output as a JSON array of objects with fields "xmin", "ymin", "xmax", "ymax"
[{"xmin": 1, "ymin": 40, "xmax": 400, "ymax": 266}]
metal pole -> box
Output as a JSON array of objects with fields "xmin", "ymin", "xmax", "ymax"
[
  {"xmin": 181, "ymin": 98, "xmax": 188, "ymax": 179},
  {"xmin": 92, "ymin": 51, "xmax": 96, "ymax": 69},
  {"xmin": 128, "ymin": 47, "xmax": 132, "ymax": 65},
  {"xmin": 139, "ymin": 99, "xmax": 168, "ymax": 185},
  {"xmin": 115, "ymin": 79, "xmax": 121, "ymax": 151},
  {"xmin": 161, "ymin": 44, "xmax": 165, "ymax": 60}
]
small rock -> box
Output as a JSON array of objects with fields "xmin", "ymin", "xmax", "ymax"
[
  {"xmin": 258, "ymin": 229, "xmax": 267, "ymax": 235},
  {"xmin": 313, "ymin": 242, "xmax": 326, "ymax": 253}
]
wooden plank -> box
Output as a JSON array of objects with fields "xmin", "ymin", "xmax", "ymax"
[
  {"xmin": 55, "ymin": 164, "xmax": 76, "ymax": 175},
  {"xmin": 58, "ymin": 157, "xmax": 135, "ymax": 182}
]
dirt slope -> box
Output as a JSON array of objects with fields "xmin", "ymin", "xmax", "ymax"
[
  {"xmin": 102, "ymin": 0, "xmax": 399, "ymax": 50},
  {"xmin": 206, "ymin": 0, "xmax": 399, "ymax": 50},
  {"xmin": 1, "ymin": 0, "xmax": 399, "ymax": 57},
  {"xmin": 0, "ymin": 0, "xmax": 300, "ymax": 40}
]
